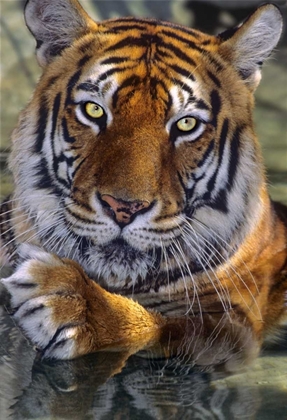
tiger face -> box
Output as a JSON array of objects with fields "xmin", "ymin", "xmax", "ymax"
[{"xmin": 8, "ymin": 1, "xmax": 283, "ymax": 293}]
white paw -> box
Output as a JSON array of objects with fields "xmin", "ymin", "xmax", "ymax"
[
  {"xmin": 1, "ymin": 260, "xmax": 41, "ymax": 309},
  {"xmin": 1, "ymin": 244, "xmax": 88, "ymax": 360},
  {"xmin": 43, "ymin": 327, "xmax": 78, "ymax": 360},
  {"xmin": 14, "ymin": 296, "xmax": 59, "ymax": 347},
  {"xmin": 12, "ymin": 295, "xmax": 78, "ymax": 359},
  {"xmin": 1, "ymin": 244, "xmax": 63, "ymax": 308}
]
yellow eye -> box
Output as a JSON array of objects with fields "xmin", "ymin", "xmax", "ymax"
[
  {"xmin": 84, "ymin": 102, "xmax": 104, "ymax": 119},
  {"xmin": 176, "ymin": 117, "xmax": 197, "ymax": 132}
]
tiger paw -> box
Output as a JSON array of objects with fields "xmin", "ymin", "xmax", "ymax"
[{"xmin": 1, "ymin": 244, "xmax": 97, "ymax": 359}]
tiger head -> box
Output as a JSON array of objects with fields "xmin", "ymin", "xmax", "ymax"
[{"xmin": 10, "ymin": 0, "xmax": 283, "ymax": 292}]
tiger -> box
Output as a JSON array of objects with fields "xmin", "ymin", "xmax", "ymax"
[{"xmin": 0, "ymin": 0, "xmax": 286, "ymax": 371}]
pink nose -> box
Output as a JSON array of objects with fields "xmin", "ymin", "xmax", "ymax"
[{"xmin": 100, "ymin": 194, "xmax": 150, "ymax": 225}]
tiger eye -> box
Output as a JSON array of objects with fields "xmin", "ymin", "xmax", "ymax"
[
  {"xmin": 85, "ymin": 102, "xmax": 104, "ymax": 119},
  {"xmin": 176, "ymin": 117, "xmax": 197, "ymax": 132}
]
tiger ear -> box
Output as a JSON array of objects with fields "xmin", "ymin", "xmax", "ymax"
[
  {"xmin": 218, "ymin": 4, "xmax": 283, "ymax": 90},
  {"xmin": 24, "ymin": 0, "xmax": 96, "ymax": 67}
]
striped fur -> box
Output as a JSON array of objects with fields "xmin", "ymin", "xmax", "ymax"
[{"xmin": 1, "ymin": 0, "xmax": 286, "ymax": 367}]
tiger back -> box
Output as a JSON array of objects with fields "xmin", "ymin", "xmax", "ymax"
[{"xmin": 1, "ymin": 0, "xmax": 287, "ymax": 369}]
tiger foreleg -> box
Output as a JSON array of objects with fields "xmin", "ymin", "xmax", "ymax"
[{"xmin": 1, "ymin": 244, "xmax": 165, "ymax": 359}]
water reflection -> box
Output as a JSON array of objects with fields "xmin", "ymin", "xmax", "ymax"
[{"xmin": 8, "ymin": 350, "xmax": 263, "ymax": 420}]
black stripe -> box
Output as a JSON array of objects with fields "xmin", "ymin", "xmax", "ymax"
[
  {"xmin": 150, "ymin": 61, "xmax": 171, "ymax": 79},
  {"xmin": 156, "ymin": 47, "xmax": 173, "ymax": 60},
  {"xmin": 110, "ymin": 24, "xmax": 148, "ymax": 32},
  {"xmin": 105, "ymin": 17, "xmax": 154, "ymax": 25},
  {"xmin": 147, "ymin": 78, "xmax": 172, "ymax": 117},
  {"xmin": 149, "ymin": 77, "xmax": 170, "ymax": 104},
  {"xmin": 106, "ymin": 17, "xmax": 158, "ymax": 25},
  {"xmin": 227, "ymin": 126, "xmax": 241, "ymax": 190},
  {"xmin": 112, "ymin": 75, "xmax": 142, "ymax": 108},
  {"xmin": 62, "ymin": 117, "xmax": 76, "ymax": 143},
  {"xmin": 10, "ymin": 281, "xmax": 37, "ymax": 289},
  {"xmin": 19, "ymin": 304, "xmax": 45, "ymax": 318},
  {"xmin": 77, "ymin": 39, "xmax": 96, "ymax": 54},
  {"xmin": 65, "ymin": 69, "xmax": 82, "ymax": 106},
  {"xmin": 201, "ymin": 40, "xmax": 212, "ymax": 46},
  {"xmin": 51, "ymin": 94, "xmax": 70, "ymax": 189},
  {"xmin": 46, "ymin": 76, "xmax": 59, "ymax": 88},
  {"xmin": 204, "ymin": 53, "xmax": 224, "ymax": 72},
  {"xmin": 210, "ymin": 89, "xmax": 221, "ymax": 126},
  {"xmin": 197, "ymin": 139, "xmax": 215, "ymax": 168},
  {"xmin": 105, "ymin": 36, "xmax": 148, "ymax": 52},
  {"xmin": 196, "ymin": 99, "xmax": 209, "ymax": 110},
  {"xmin": 34, "ymin": 98, "xmax": 49, "ymax": 153},
  {"xmin": 34, "ymin": 157, "xmax": 53, "ymax": 190},
  {"xmin": 169, "ymin": 64, "xmax": 195, "ymax": 81},
  {"xmin": 77, "ymin": 82, "xmax": 99, "ymax": 94},
  {"xmin": 160, "ymin": 29, "xmax": 204, "ymax": 53},
  {"xmin": 207, "ymin": 70, "xmax": 221, "ymax": 88},
  {"xmin": 153, "ymin": 264, "xmax": 202, "ymax": 291},
  {"xmin": 172, "ymin": 77, "xmax": 194, "ymax": 98},
  {"xmin": 205, "ymin": 118, "xmax": 229, "ymax": 196},
  {"xmin": 210, "ymin": 188, "xmax": 228, "ymax": 213},
  {"xmin": 53, "ymin": 153, "xmax": 70, "ymax": 189},
  {"xmin": 51, "ymin": 93, "xmax": 61, "ymax": 139},
  {"xmin": 64, "ymin": 155, "xmax": 80, "ymax": 167},
  {"xmin": 100, "ymin": 56, "xmax": 129, "ymax": 65},
  {"xmin": 159, "ymin": 41, "xmax": 198, "ymax": 67},
  {"xmin": 65, "ymin": 205, "xmax": 97, "ymax": 223},
  {"xmin": 96, "ymin": 66, "xmax": 131, "ymax": 84},
  {"xmin": 177, "ymin": 170, "xmax": 195, "ymax": 208},
  {"xmin": 71, "ymin": 156, "xmax": 87, "ymax": 179},
  {"xmin": 161, "ymin": 24, "xmax": 201, "ymax": 40},
  {"xmin": 77, "ymin": 54, "xmax": 92, "ymax": 67},
  {"xmin": 41, "ymin": 324, "xmax": 75, "ymax": 357}
]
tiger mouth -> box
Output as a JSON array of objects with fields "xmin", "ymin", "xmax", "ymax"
[
  {"xmin": 97, "ymin": 237, "xmax": 144, "ymax": 260},
  {"xmin": 83, "ymin": 237, "xmax": 157, "ymax": 285}
]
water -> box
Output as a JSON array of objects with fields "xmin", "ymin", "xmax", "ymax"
[{"xmin": 1, "ymin": 1, "xmax": 286, "ymax": 419}]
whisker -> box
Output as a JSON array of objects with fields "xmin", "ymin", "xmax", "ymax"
[
  {"xmin": 179, "ymin": 221, "xmax": 232, "ymax": 312},
  {"xmin": 182, "ymin": 216, "xmax": 262, "ymax": 320},
  {"xmin": 176, "ymin": 217, "xmax": 230, "ymax": 307},
  {"xmin": 171, "ymin": 234, "xmax": 203, "ymax": 321},
  {"xmin": 192, "ymin": 216, "xmax": 260, "ymax": 295},
  {"xmin": 160, "ymin": 236, "xmax": 171, "ymax": 301}
]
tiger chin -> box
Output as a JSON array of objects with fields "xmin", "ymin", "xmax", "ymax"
[{"xmin": 0, "ymin": 0, "xmax": 286, "ymax": 371}]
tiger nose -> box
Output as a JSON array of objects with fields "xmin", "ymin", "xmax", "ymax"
[{"xmin": 100, "ymin": 194, "xmax": 151, "ymax": 226}]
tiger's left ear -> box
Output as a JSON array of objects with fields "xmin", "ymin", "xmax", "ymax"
[
  {"xmin": 218, "ymin": 4, "xmax": 283, "ymax": 90},
  {"xmin": 24, "ymin": 0, "xmax": 97, "ymax": 67}
]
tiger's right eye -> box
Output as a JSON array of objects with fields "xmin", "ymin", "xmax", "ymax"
[
  {"xmin": 84, "ymin": 102, "xmax": 104, "ymax": 119},
  {"xmin": 176, "ymin": 116, "xmax": 197, "ymax": 132}
]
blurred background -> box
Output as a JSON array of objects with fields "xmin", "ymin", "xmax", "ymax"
[{"xmin": 1, "ymin": 0, "xmax": 286, "ymax": 203}]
